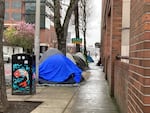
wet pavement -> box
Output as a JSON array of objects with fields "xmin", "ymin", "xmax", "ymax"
[
  {"xmin": 64, "ymin": 64, "xmax": 119, "ymax": 113},
  {"xmin": 7, "ymin": 63, "xmax": 120, "ymax": 113}
]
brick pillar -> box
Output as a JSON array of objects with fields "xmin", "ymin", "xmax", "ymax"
[
  {"xmin": 103, "ymin": 29, "xmax": 107, "ymax": 73},
  {"xmin": 101, "ymin": 7, "xmax": 110, "ymax": 74},
  {"xmin": 100, "ymin": 27, "xmax": 106, "ymax": 66},
  {"xmin": 108, "ymin": 0, "xmax": 122, "ymax": 96},
  {"xmin": 106, "ymin": 15, "xmax": 111, "ymax": 81},
  {"xmin": 128, "ymin": 0, "xmax": 150, "ymax": 113},
  {"xmin": 101, "ymin": 0, "xmax": 109, "ymax": 72}
]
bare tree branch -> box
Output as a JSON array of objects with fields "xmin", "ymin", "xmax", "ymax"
[
  {"xmin": 54, "ymin": 0, "xmax": 62, "ymax": 34},
  {"xmin": 46, "ymin": 1, "xmax": 54, "ymax": 12},
  {"xmin": 63, "ymin": 0, "xmax": 79, "ymax": 32}
]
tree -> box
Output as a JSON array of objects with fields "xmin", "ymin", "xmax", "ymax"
[
  {"xmin": 80, "ymin": 0, "xmax": 91, "ymax": 58},
  {"xmin": 0, "ymin": 0, "xmax": 9, "ymax": 112},
  {"xmin": 4, "ymin": 26, "xmax": 16, "ymax": 45},
  {"xmin": 4, "ymin": 21, "xmax": 35, "ymax": 53},
  {"xmin": 53, "ymin": 0, "xmax": 79, "ymax": 54},
  {"xmin": 74, "ymin": 3, "xmax": 80, "ymax": 52}
]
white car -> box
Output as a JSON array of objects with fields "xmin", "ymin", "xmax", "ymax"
[{"xmin": 3, "ymin": 52, "xmax": 10, "ymax": 63}]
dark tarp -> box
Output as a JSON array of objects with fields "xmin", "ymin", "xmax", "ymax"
[{"xmin": 72, "ymin": 55, "xmax": 89, "ymax": 71}]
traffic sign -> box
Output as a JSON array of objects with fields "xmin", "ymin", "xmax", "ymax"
[{"xmin": 72, "ymin": 38, "xmax": 82, "ymax": 44}]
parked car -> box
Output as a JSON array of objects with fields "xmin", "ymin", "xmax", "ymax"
[{"xmin": 3, "ymin": 52, "xmax": 10, "ymax": 63}]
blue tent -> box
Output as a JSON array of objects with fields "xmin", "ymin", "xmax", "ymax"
[{"xmin": 39, "ymin": 54, "xmax": 82, "ymax": 84}]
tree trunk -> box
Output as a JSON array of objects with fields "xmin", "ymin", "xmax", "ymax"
[
  {"xmin": 83, "ymin": 29, "xmax": 87, "ymax": 58},
  {"xmin": 82, "ymin": 0, "xmax": 88, "ymax": 63},
  {"xmin": 74, "ymin": 3, "xmax": 80, "ymax": 52},
  {"xmin": 57, "ymin": 31, "xmax": 67, "ymax": 54},
  {"xmin": 54, "ymin": 0, "xmax": 79, "ymax": 55},
  {"xmin": 0, "ymin": 0, "xmax": 9, "ymax": 112}
]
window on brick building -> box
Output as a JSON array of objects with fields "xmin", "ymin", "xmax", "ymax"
[
  {"xmin": 25, "ymin": 2, "xmax": 36, "ymax": 24},
  {"xmin": 5, "ymin": 1, "xmax": 9, "ymax": 8},
  {"xmin": 25, "ymin": 2, "xmax": 36, "ymax": 14},
  {"xmin": 12, "ymin": 1, "xmax": 21, "ymax": 9},
  {"xmin": 5, "ymin": 13, "xmax": 9, "ymax": 20},
  {"xmin": 25, "ymin": 1, "xmax": 46, "ymax": 28},
  {"xmin": 121, "ymin": 0, "xmax": 130, "ymax": 63},
  {"xmin": 25, "ymin": 14, "xmax": 34, "ymax": 23},
  {"xmin": 12, "ymin": 13, "xmax": 21, "ymax": 21}
]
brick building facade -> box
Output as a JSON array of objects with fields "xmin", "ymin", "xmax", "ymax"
[{"xmin": 101, "ymin": 0, "xmax": 150, "ymax": 113}]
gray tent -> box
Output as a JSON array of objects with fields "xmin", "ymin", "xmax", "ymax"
[
  {"xmin": 66, "ymin": 53, "xmax": 76, "ymax": 64},
  {"xmin": 72, "ymin": 54, "xmax": 89, "ymax": 71},
  {"xmin": 39, "ymin": 48, "xmax": 63, "ymax": 64}
]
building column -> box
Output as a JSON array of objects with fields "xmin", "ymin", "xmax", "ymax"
[
  {"xmin": 108, "ymin": 0, "xmax": 122, "ymax": 96},
  {"xmin": 106, "ymin": 15, "xmax": 111, "ymax": 82}
]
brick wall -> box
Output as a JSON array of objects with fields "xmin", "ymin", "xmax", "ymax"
[
  {"xmin": 40, "ymin": 26, "xmax": 57, "ymax": 48},
  {"xmin": 101, "ymin": 0, "xmax": 122, "ymax": 96},
  {"xmin": 102, "ymin": 0, "xmax": 150, "ymax": 113},
  {"xmin": 129, "ymin": 0, "xmax": 150, "ymax": 113},
  {"xmin": 40, "ymin": 29, "xmax": 50, "ymax": 44},
  {"xmin": 114, "ymin": 61, "xmax": 129, "ymax": 113}
]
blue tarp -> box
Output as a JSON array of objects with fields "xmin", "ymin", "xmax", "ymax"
[
  {"xmin": 39, "ymin": 54, "xmax": 82, "ymax": 83},
  {"xmin": 87, "ymin": 55, "xmax": 94, "ymax": 63}
]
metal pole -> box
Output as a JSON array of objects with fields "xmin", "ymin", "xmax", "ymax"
[{"xmin": 34, "ymin": 0, "xmax": 40, "ymax": 81}]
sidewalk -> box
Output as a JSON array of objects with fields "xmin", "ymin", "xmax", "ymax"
[{"xmin": 7, "ymin": 64, "xmax": 119, "ymax": 113}]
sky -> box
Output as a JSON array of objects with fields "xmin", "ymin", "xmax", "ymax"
[{"xmin": 86, "ymin": 0, "xmax": 102, "ymax": 47}]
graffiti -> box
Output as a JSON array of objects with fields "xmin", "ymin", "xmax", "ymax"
[
  {"xmin": 13, "ymin": 64, "xmax": 30, "ymax": 71},
  {"xmin": 12, "ymin": 64, "xmax": 31, "ymax": 94}
]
